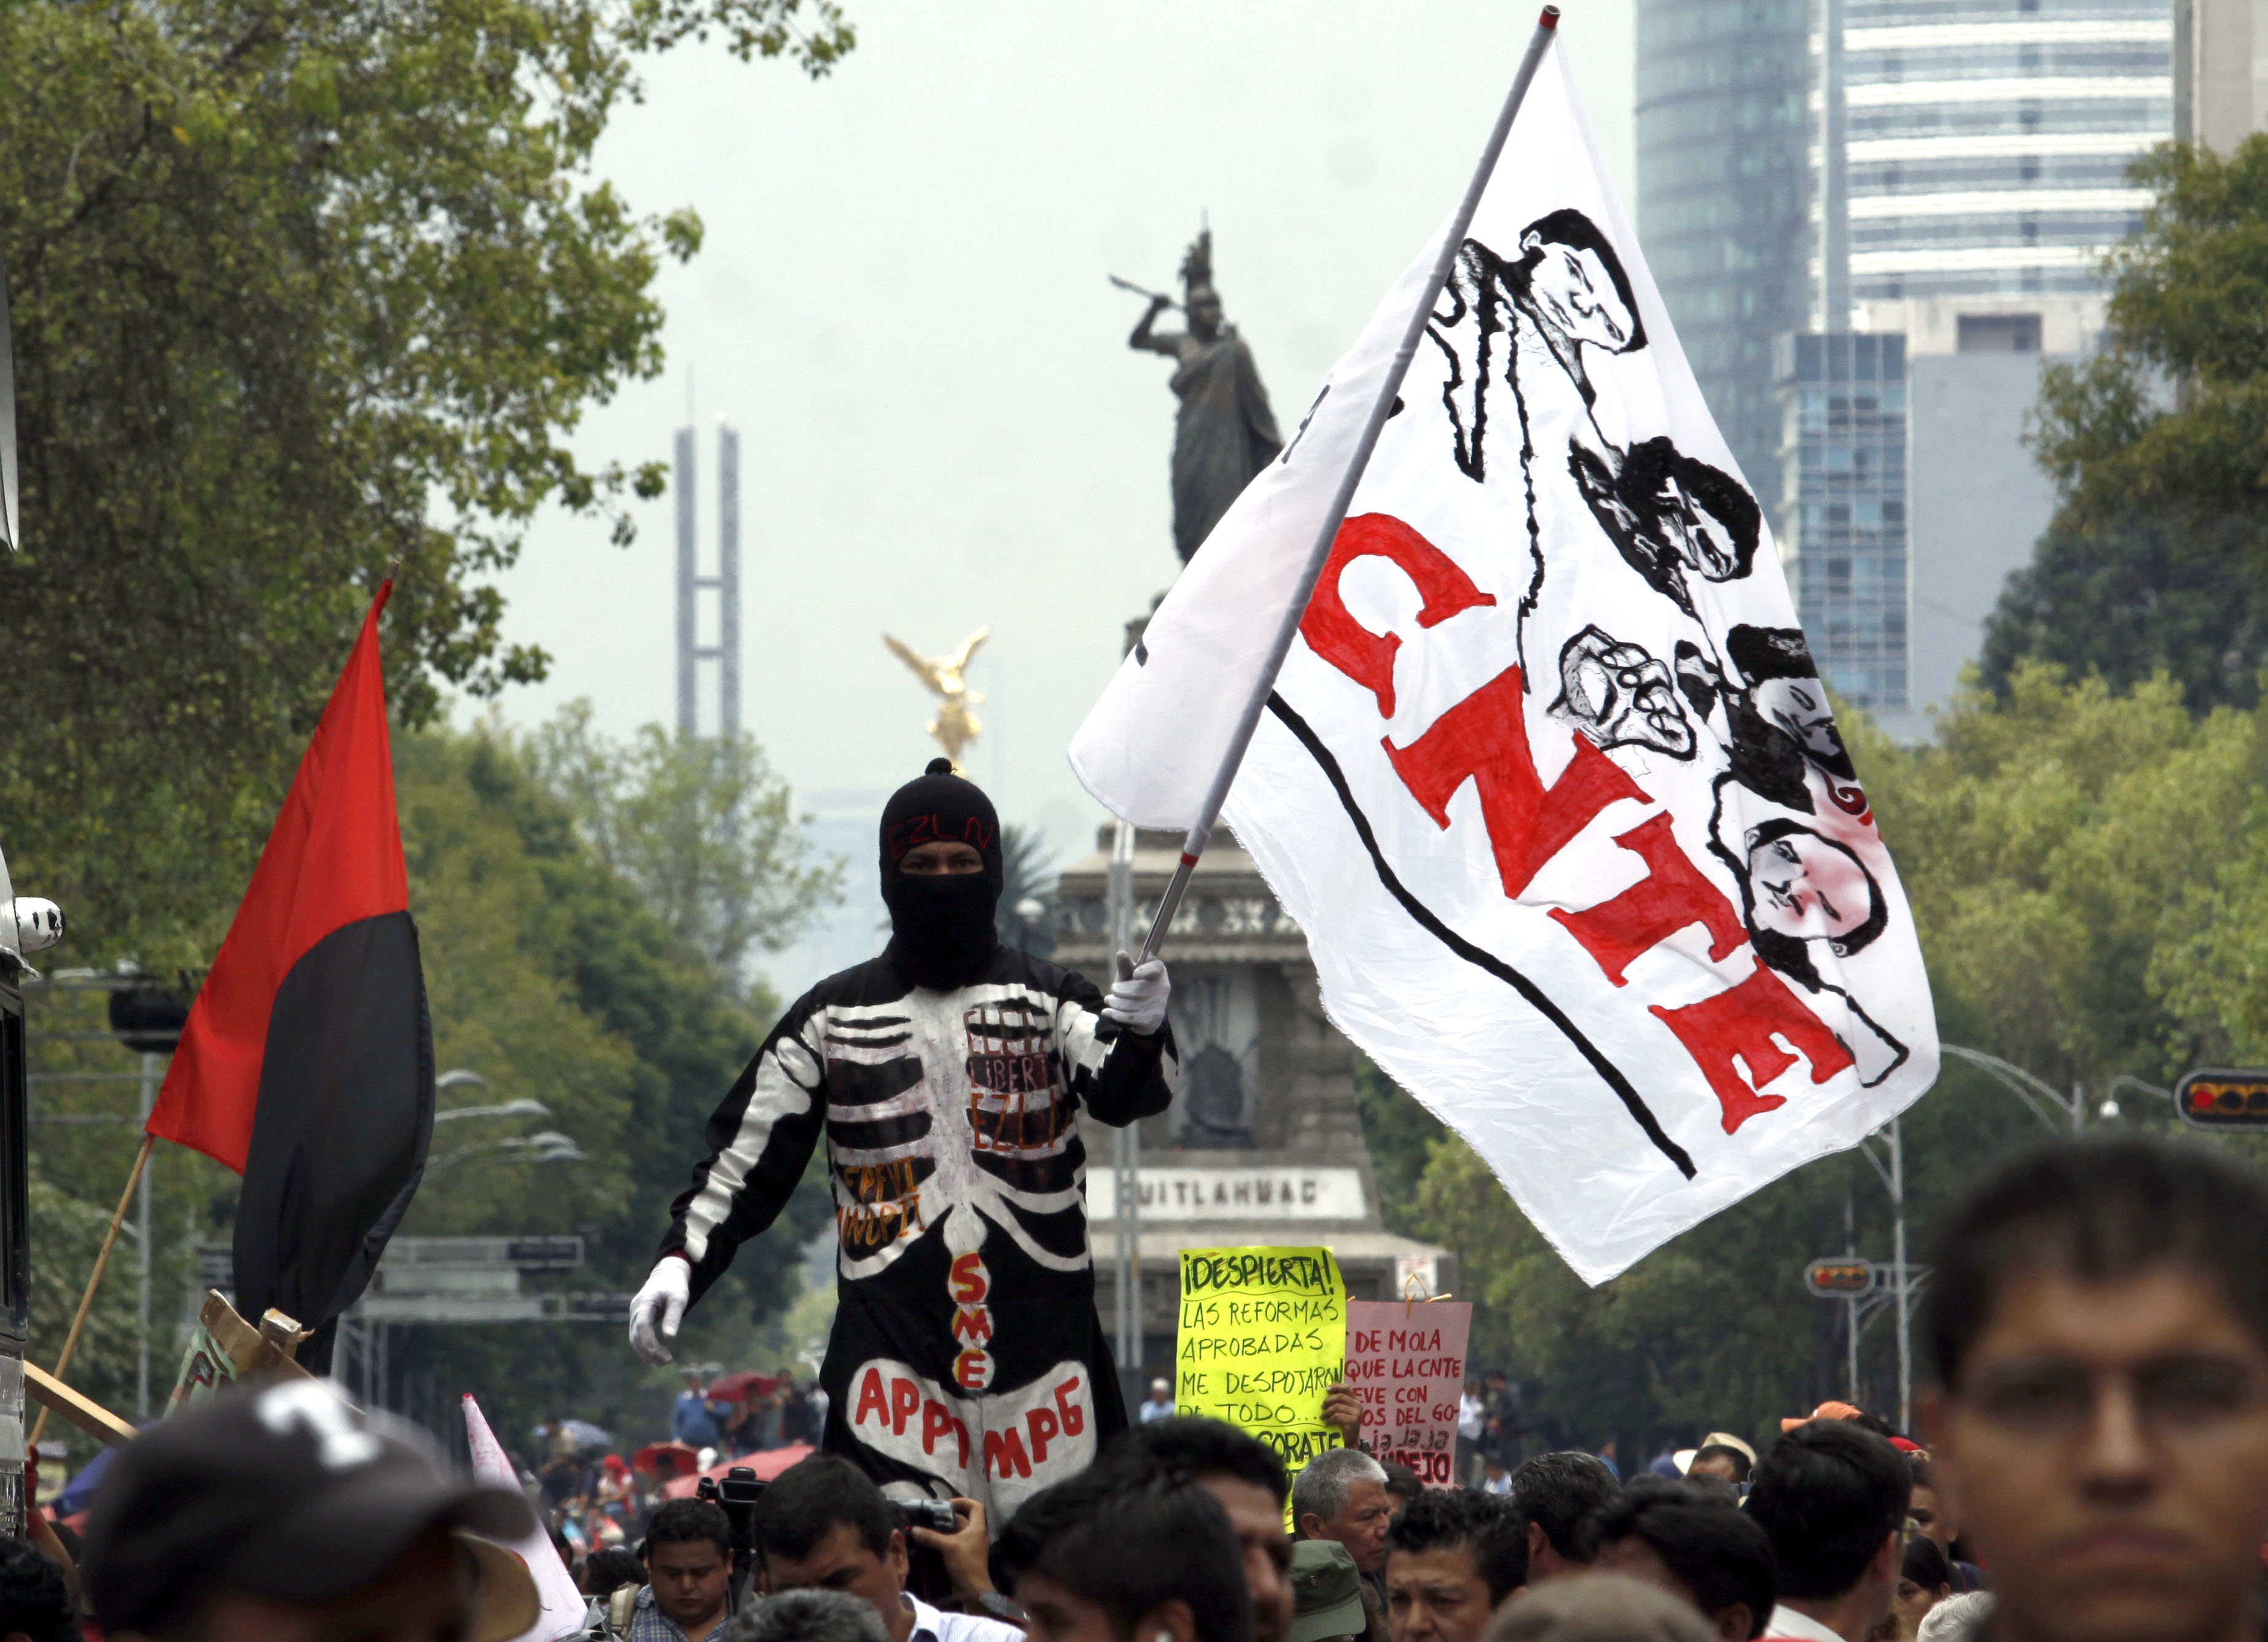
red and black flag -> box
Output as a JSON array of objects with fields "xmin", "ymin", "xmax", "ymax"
[{"xmin": 149, "ymin": 582, "xmax": 432, "ymax": 1366}]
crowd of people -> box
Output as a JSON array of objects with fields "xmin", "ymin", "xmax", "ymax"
[
  {"xmin": 522, "ymin": 1366, "xmax": 829, "ymax": 1566},
  {"xmin": 7, "ymin": 1132, "xmax": 2268, "ymax": 1642}
]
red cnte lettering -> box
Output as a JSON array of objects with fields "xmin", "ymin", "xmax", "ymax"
[
  {"xmin": 984, "ymin": 1425, "xmax": 1032, "ymax": 1480},
  {"xmin": 854, "ymin": 1369, "xmax": 888, "ymax": 1428},
  {"xmin": 1384, "ymin": 666, "xmax": 1646, "ymax": 897},
  {"xmin": 1551, "ymin": 813, "xmax": 1746, "ymax": 984},
  {"xmin": 1301, "ymin": 514, "xmax": 1496, "ymax": 717},
  {"xmin": 1026, "ymin": 1405, "xmax": 1061, "ymax": 1463},
  {"xmin": 1053, "ymin": 1377, "xmax": 1086, "ymax": 1437},
  {"xmin": 1650, "ymin": 963, "xmax": 1857, "ymax": 1133},
  {"xmin": 952, "ymin": 1306, "xmax": 993, "ymax": 1345},
  {"xmin": 890, "ymin": 1377, "xmax": 921, "ymax": 1436},
  {"xmin": 949, "ymin": 1253, "xmax": 988, "ymax": 1304},
  {"xmin": 955, "ymin": 1350, "xmax": 992, "ymax": 1390}
]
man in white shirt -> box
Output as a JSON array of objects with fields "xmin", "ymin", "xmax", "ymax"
[
  {"xmin": 756, "ymin": 1455, "xmax": 1023, "ymax": 1642},
  {"xmin": 1743, "ymin": 1422, "xmax": 1907, "ymax": 1642},
  {"xmin": 1138, "ymin": 1378, "xmax": 1176, "ymax": 1423}
]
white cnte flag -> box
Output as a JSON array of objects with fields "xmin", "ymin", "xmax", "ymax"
[
  {"xmin": 463, "ymin": 1394, "xmax": 590, "ymax": 1642},
  {"xmin": 1069, "ymin": 42, "xmax": 1938, "ymax": 1284}
]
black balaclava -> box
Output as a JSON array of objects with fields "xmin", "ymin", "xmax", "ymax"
[{"xmin": 879, "ymin": 757, "xmax": 1004, "ymax": 988}]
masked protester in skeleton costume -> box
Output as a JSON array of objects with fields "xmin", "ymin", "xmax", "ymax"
[{"xmin": 626, "ymin": 760, "xmax": 1177, "ymax": 1521}]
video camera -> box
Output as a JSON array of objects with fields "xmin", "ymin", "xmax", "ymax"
[
  {"xmin": 697, "ymin": 1466, "xmax": 765, "ymax": 1614},
  {"xmin": 899, "ymin": 1496, "xmax": 960, "ymax": 1535}
]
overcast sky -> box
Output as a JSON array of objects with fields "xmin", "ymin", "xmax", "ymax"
[{"xmin": 483, "ymin": 0, "xmax": 1638, "ymax": 876}]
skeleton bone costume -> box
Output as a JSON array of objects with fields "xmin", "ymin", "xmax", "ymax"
[{"xmin": 632, "ymin": 761, "xmax": 1176, "ymax": 1521}]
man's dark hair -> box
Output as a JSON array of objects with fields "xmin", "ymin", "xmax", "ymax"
[
  {"xmin": 644, "ymin": 1498, "xmax": 732, "ymax": 1561},
  {"xmin": 725, "ymin": 1589, "xmax": 890, "ymax": 1642},
  {"xmin": 0, "ymin": 1537, "xmax": 79, "ymax": 1642},
  {"xmin": 995, "ymin": 1468, "xmax": 1253, "ymax": 1642},
  {"xmin": 1922, "ymin": 1134, "xmax": 2268, "ymax": 1388},
  {"xmin": 1901, "ymin": 1536, "xmax": 1952, "ymax": 1593},
  {"xmin": 1383, "ymin": 1491, "xmax": 1526, "ymax": 1605},
  {"xmin": 1745, "ymin": 1423, "xmax": 1909, "ymax": 1601},
  {"xmin": 1689, "ymin": 1444, "xmax": 1751, "ymax": 1484},
  {"xmin": 754, "ymin": 1455, "xmax": 896, "ymax": 1563},
  {"xmin": 1380, "ymin": 1461, "xmax": 1424, "ymax": 1504},
  {"xmin": 1103, "ymin": 1415, "xmax": 1288, "ymax": 1506},
  {"xmin": 1592, "ymin": 1479, "xmax": 1775, "ymax": 1630},
  {"xmin": 1511, "ymin": 1452, "xmax": 1619, "ymax": 1562},
  {"xmin": 584, "ymin": 1547, "xmax": 646, "ymax": 1599}
]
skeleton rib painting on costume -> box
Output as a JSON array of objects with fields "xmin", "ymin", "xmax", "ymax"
[{"xmin": 635, "ymin": 759, "xmax": 1178, "ymax": 1522}]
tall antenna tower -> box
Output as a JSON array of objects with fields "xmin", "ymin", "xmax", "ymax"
[{"xmin": 674, "ymin": 419, "xmax": 741, "ymax": 738}]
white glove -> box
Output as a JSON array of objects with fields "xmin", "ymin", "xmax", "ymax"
[
  {"xmin": 1103, "ymin": 955, "xmax": 1170, "ymax": 1036},
  {"xmin": 629, "ymin": 1255, "xmax": 691, "ymax": 1365}
]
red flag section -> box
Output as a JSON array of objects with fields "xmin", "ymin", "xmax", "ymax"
[{"xmin": 148, "ymin": 584, "xmax": 408, "ymax": 1173}]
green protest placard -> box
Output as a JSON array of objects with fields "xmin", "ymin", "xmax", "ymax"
[{"xmin": 1176, "ymin": 1246, "xmax": 1348, "ymax": 1477}]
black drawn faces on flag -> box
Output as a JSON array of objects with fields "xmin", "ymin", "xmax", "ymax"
[
  {"xmin": 1399, "ymin": 204, "xmax": 1909, "ymax": 1097},
  {"xmin": 1549, "ymin": 626, "xmax": 1695, "ymax": 759},
  {"xmin": 1678, "ymin": 625, "xmax": 1864, "ymax": 818},
  {"xmin": 1730, "ymin": 817, "xmax": 1907, "ymax": 1086},
  {"xmin": 1740, "ymin": 820, "xmax": 1886, "ymax": 982},
  {"xmin": 1570, "ymin": 437, "xmax": 1762, "ymax": 617}
]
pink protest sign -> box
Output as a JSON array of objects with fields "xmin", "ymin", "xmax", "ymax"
[{"xmin": 1342, "ymin": 1300, "xmax": 1472, "ymax": 1488}]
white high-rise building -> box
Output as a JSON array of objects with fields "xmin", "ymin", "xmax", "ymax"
[
  {"xmin": 1781, "ymin": 0, "xmax": 2165, "ymax": 734},
  {"xmin": 1816, "ymin": 0, "xmax": 2170, "ymax": 311}
]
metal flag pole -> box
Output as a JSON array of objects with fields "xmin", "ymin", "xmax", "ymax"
[
  {"xmin": 1134, "ymin": 7, "xmax": 1562, "ymax": 964},
  {"xmin": 1106, "ymin": 821, "xmax": 1141, "ymax": 1372}
]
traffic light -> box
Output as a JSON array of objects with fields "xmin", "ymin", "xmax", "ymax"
[
  {"xmin": 2176, "ymin": 1069, "xmax": 2268, "ymax": 1129},
  {"xmin": 1805, "ymin": 1258, "xmax": 1877, "ymax": 1296}
]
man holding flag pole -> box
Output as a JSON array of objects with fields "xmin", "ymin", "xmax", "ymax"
[{"xmin": 1071, "ymin": 7, "xmax": 1936, "ymax": 1288}]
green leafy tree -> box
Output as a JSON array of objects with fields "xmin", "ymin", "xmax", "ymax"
[
  {"xmin": 0, "ymin": 0, "xmax": 850, "ymax": 966},
  {"xmin": 1979, "ymin": 518, "xmax": 2268, "ymax": 713},
  {"xmin": 1988, "ymin": 138, "xmax": 2268, "ymax": 700},
  {"xmin": 2033, "ymin": 138, "xmax": 2268, "ymax": 548},
  {"xmin": 531, "ymin": 702, "xmax": 842, "ymax": 979}
]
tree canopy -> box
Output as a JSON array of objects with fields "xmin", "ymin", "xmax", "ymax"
[
  {"xmin": 0, "ymin": 0, "xmax": 848, "ymax": 966},
  {"xmin": 3, "ymin": 0, "xmax": 855, "ymax": 1446},
  {"xmin": 1988, "ymin": 138, "xmax": 2268, "ymax": 698}
]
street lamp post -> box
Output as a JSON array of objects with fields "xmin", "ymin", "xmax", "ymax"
[
  {"xmin": 1941, "ymin": 1044, "xmax": 2087, "ymax": 1135},
  {"xmin": 1855, "ymin": 1122, "xmax": 1919, "ymax": 1431}
]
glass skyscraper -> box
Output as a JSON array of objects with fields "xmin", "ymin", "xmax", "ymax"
[
  {"xmin": 1775, "ymin": 333, "xmax": 1908, "ymax": 710},
  {"xmin": 1636, "ymin": 0, "xmax": 1812, "ymax": 510},
  {"xmin": 1839, "ymin": 0, "xmax": 2170, "ymax": 303}
]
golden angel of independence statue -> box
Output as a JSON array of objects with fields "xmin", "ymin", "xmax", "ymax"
[{"xmin": 885, "ymin": 627, "xmax": 988, "ymax": 767}]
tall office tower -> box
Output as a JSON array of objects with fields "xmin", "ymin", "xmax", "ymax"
[
  {"xmin": 1776, "ymin": 0, "xmax": 2168, "ymax": 735},
  {"xmin": 673, "ymin": 421, "xmax": 743, "ymax": 738},
  {"xmin": 1635, "ymin": 0, "xmax": 1812, "ymax": 510},
  {"xmin": 1836, "ymin": 0, "xmax": 2168, "ymax": 308},
  {"xmin": 1775, "ymin": 332, "xmax": 1909, "ymax": 711}
]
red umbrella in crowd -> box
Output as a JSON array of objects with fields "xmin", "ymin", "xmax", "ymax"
[
  {"xmin": 632, "ymin": 1442, "xmax": 702, "ymax": 1479},
  {"xmin": 661, "ymin": 1443, "xmax": 813, "ymax": 1501},
  {"xmin": 706, "ymin": 1371, "xmax": 779, "ymax": 1404}
]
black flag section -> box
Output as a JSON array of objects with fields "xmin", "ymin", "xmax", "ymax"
[{"xmin": 230, "ymin": 913, "xmax": 435, "ymax": 1374}]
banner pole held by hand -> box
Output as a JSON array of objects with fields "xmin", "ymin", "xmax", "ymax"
[
  {"xmin": 28, "ymin": 1132, "xmax": 155, "ymax": 1447},
  {"xmin": 1135, "ymin": 7, "xmax": 1562, "ymax": 966}
]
